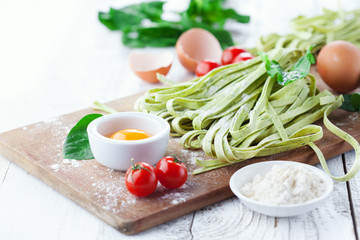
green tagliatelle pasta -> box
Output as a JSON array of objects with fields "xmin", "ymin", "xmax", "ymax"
[
  {"xmin": 255, "ymin": 8, "xmax": 360, "ymax": 54},
  {"xmin": 134, "ymin": 9, "xmax": 360, "ymax": 181},
  {"xmin": 134, "ymin": 48, "xmax": 350, "ymax": 178}
]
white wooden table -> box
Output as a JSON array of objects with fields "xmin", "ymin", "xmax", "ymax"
[{"xmin": 1, "ymin": 0, "xmax": 359, "ymax": 239}]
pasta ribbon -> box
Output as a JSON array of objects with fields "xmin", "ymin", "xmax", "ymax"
[{"xmin": 135, "ymin": 8, "xmax": 360, "ymax": 180}]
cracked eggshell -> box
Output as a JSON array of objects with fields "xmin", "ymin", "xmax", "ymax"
[
  {"xmin": 176, "ymin": 28, "xmax": 222, "ymax": 73},
  {"xmin": 129, "ymin": 51, "xmax": 173, "ymax": 83}
]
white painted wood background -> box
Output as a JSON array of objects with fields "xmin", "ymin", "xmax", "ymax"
[{"xmin": 0, "ymin": 0, "xmax": 359, "ymax": 239}]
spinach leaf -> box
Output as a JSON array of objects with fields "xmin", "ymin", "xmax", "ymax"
[
  {"xmin": 122, "ymin": 25, "xmax": 183, "ymax": 48},
  {"xmin": 260, "ymin": 48, "xmax": 316, "ymax": 86},
  {"xmin": 63, "ymin": 114, "xmax": 103, "ymax": 160},
  {"xmin": 98, "ymin": 0, "xmax": 250, "ymax": 48},
  {"xmin": 98, "ymin": 2, "xmax": 165, "ymax": 31},
  {"xmin": 181, "ymin": 0, "xmax": 250, "ymax": 28},
  {"xmin": 179, "ymin": 13, "xmax": 235, "ymax": 48},
  {"xmin": 209, "ymin": 29, "xmax": 234, "ymax": 49},
  {"xmin": 341, "ymin": 93, "xmax": 360, "ymax": 112},
  {"xmin": 259, "ymin": 52, "xmax": 282, "ymax": 78}
]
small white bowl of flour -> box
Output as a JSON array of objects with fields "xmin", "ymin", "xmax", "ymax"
[{"xmin": 229, "ymin": 161, "xmax": 333, "ymax": 217}]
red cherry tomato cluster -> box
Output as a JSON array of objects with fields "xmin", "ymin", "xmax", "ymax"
[
  {"xmin": 125, "ymin": 155, "xmax": 188, "ymax": 197},
  {"xmin": 195, "ymin": 60, "xmax": 221, "ymax": 77},
  {"xmin": 195, "ymin": 47, "xmax": 254, "ymax": 77},
  {"xmin": 221, "ymin": 46, "xmax": 247, "ymax": 65},
  {"xmin": 232, "ymin": 52, "xmax": 254, "ymax": 63}
]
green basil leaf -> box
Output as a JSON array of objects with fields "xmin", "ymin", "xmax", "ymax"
[
  {"xmin": 208, "ymin": 29, "xmax": 234, "ymax": 49},
  {"xmin": 178, "ymin": 13, "xmax": 234, "ymax": 48},
  {"xmin": 341, "ymin": 93, "xmax": 360, "ymax": 112},
  {"xmin": 260, "ymin": 47, "xmax": 315, "ymax": 86},
  {"xmin": 122, "ymin": 25, "xmax": 183, "ymax": 48},
  {"xmin": 291, "ymin": 47, "xmax": 315, "ymax": 75},
  {"xmin": 98, "ymin": 12, "xmax": 119, "ymax": 31},
  {"xmin": 351, "ymin": 92, "xmax": 360, "ymax": 109},
  {"xmin": 98, "ymin": 0, "xmax": 249, "ymax": 48},
  {"xmin": 124, "ymin": 1, "xmax": 164, "ymax": 22},
  {"xmin": 259, "ymin": 52, "xmax": 282, "ymax": 78},
  {"xmin": 63, "ymin": 114, "xmax": 103, "ymax": 160},
  {"xmin": 98, "ymin": 2, "xmax": 165, "ymax": 31},
  {"xmin": 183, "ymin": 0, "xmax": 250, "ymax": 28},
  {"xmin": 223, "ymin": 8, "xmax": 250, "ymax": 24}
]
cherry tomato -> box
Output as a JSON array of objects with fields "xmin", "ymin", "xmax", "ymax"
[
  {"xmin": 221, "ymin": 46, "xmax": 247, "ymax": 65},
  {"xmin": 232, "ymin": 52, "xmax": 254, "ymax": 63},
  {"xmin": 125, "ymin": 161, "xmax": 157, "ymax": 197},
  {"xmin": 195, "ymin": 60, "xmax": 221, "ymax": 77},
  {"xmin": 156, "ymin": 155, "xmax": 188, "ymax": 189}
]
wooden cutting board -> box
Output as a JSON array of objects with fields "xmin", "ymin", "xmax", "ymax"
[{"xmin": 0, "ymin": 91, "xmax": 360, "ymax": 235}]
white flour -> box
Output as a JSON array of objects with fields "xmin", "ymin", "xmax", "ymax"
[{"xmin": 241, "ymin": 164, "xmax": 327, "ymax": 205}]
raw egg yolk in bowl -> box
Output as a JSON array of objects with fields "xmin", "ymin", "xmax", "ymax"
[
  {"xmin": 108, "ymin": 129, "xmax": 151, "ymax": 141},
  {"xmin": 87, "ymin": 112, "xmax": 170, "ymax": 171}
]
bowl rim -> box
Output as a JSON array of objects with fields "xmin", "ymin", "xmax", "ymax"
[
  {"xmin": 87, "ymin": 112, "xmax": 170, "ymax": 145},
  {"xmin": 229, "ymin": 160, "xmax": 334, "ymax": 209}
]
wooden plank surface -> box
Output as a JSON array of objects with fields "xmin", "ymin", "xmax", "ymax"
[
  {"xmin": 1, "ymin": 0, "xmax": 360, "ymax": 239},
  {"xmin": 0, "ymin": 91, "xmax": 360, "ymax": 235},
  {"xmin": 345, "ymin": 151, "xmax": 360, "ymax": 239}
]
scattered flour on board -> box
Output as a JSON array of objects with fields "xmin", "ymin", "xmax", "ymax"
[
  {"xmin": 349, "ymin": 113, "xmax": 359, "ymax": 121},
  {"xmin": 90, "ymin": 175, "xmax": 134, "ymax": 214},
  {"xmin": 40, "ymin": 117, "xmax": 71, "ymax": 140},
  {"xmin": 42, "ymin": 117, "xmax": 59, "ymax": 124},
  {"xmin": 168, "ymin": 137, "xmax": 205, "ymax": 165},
  {"xmin": 49, "ymin": 159, "xmax": 83, "ymax": 173},
  {"xmin": 161, "ymin": 191, "xmax": 192, "ymax": 205},
  {"xmin": 62, "ymin": 159, "xmax": 82, "ymax": 168},
  {"xmin": 336, "ymin": 113, "xmax": 359, "ymax": 126},
  {"xmin": 21, "ymin": 116, "xmax": 70, "ymax": 143},
  {"xmin": 37, "ymin": 118, "xmax": 85, "ymax": 172},
  {"xmin": 180, "ymin": 148, "xmax": 205, "ymax": 166},
  {"xmin": 160, "ymin": 183, "xmax": 192, "ymax": 205},
  {"xmin": 50, "ymin": 164, "xmax": 61, "ymax": 172}
]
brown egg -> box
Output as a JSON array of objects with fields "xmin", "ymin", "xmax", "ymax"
[
  {"xmin": 317, "ymin": 40, "xmax": 360, "ymax": 93},
  {"xmin": 175, "ymin": 28, "xmax": 222, "ymax": 73},
  {"xmin": 129, "ymin": 51, "xmax": 173, "ymax": 83}
]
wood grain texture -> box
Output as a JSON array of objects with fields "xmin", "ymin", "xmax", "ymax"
[
  {"xmin": 345, "ymin": 150, "xmax": 360, "ymax": 238},
  {"xmin": 0, "ymin": 92, "xmax": 360, "ymax": 235},
  {"xmin": 1, "ymin": 0, "xmax": 360, "ymax": 239},
  {"xmin": 0, "ymin": 156, "xmax": 10, "ymax": 184}
]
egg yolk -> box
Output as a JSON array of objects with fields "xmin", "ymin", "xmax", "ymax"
[{"xmin": 109, "ymin": 129, "xmax": 151, "ymax": 141}]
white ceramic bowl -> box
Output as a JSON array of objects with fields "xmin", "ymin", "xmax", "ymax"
[
  {"xmin": 87, "ymin": 112, "xmax": 170, "ymax": 171},
  {"xmin": 229, "ymin": 161, "xmax": 334, "ymax": 217}
]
